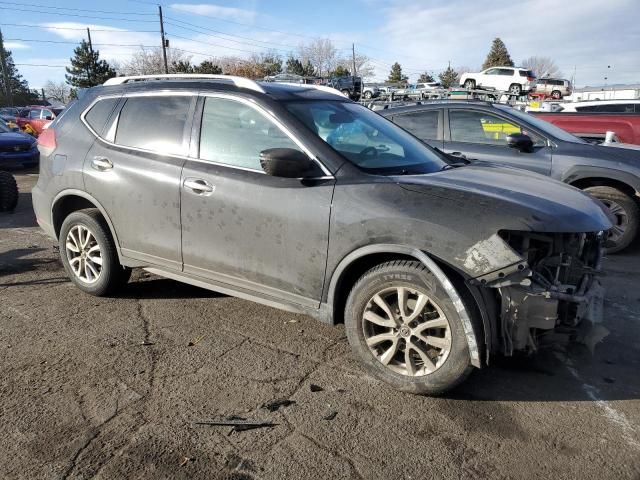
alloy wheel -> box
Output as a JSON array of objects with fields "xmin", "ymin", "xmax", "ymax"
[
  {"xmin": 65, "ymin": 225, "xmax": 102, "ymax": 283},
  {"xmin": 362, "ymin": 286, "xmax": 452, "ymax": 376},
  {"xmin": 600, "ymin": 199, "xmax": 629, "ymax": 244}
]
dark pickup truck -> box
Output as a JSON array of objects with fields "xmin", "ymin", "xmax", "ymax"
[{"xmin": 533, "ymin": 112, "xmax": 640, "ymax": 145}]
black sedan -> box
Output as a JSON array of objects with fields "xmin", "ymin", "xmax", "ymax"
[{"xmin": 379, "ymin": 100, "xmax": 640, "ymax": 253}]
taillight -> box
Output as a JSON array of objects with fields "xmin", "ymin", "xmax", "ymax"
[
  {"xmin": 37, "ymin": 128, "xmax": 56, "ymax": 150},
  {"xmin": 527, "ymin": 76, "xmax": 535, "ymax": 82}
]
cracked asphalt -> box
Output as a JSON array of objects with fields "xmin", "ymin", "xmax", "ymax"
[{"xmin": 1, "ymin": 171, "xmax": 640, "ymax": 479}]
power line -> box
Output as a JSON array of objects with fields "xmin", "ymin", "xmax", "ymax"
[
  {"xmin": 0, "ymin": 1, "xmax": 155, "ymax": 15},
  {"xmin": 0, "ymin": 23, "xmax": 158, "ymax": 33},
  {"xmin": 4, "ymin": 7, "xmax": 159, "ymax": 22},
  {"xmin": 15, "ymin": 63, "xmax": 67, "ymax": 67},
  {"xmin": 5, "ymin": 38, "xmax": 158, "ymax": 48}
]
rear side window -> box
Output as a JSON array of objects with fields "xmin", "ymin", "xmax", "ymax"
[
  {"xmin": 393, "ymin": 110, "xmax": 439, "ymax": 141},
  {"xmin": 115, "ymin": 96, "xmax": 191, "ymax": 155},
  {"xmin": 519, "ymin": 70, "xmax": 535, "ymax": 77},
  {"xmin": 84, "ymin": 98, "xmax": 119, "ymax": 135}
]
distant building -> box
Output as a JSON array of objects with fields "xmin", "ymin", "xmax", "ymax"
[{"xmin": 567, "ymin": 83, "xmax": 640, "ymax": 102}]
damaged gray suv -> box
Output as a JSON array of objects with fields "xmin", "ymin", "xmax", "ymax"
[{"xmin": 33, "ymin": 75, "xmax": 612, "ymax": 394}]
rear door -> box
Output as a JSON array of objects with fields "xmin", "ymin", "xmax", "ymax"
[
  {"xmin": 442, "ymin": 107, "xmax": 552, "ymax": 175},
  {"xmin": 83, "ymin": 92, "xmax": 195, "ymax": 270},
  {"xmin": 389, "ymin": 108, "xmax": 444, "ymax": 149},
  {"xmin": 180, "ymin": 94, "xmax": 334, "ymax": 306}
]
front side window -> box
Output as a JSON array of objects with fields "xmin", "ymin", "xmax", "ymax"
[
  {"xmin": 199, "ymin": 97, "xmax": 299, "ymax": 170},
  {"xmin": 393, "ymin": 110, "xmax": 439, "ymax": 141},
  {"xmin": 449, "ymin": 109, "xmax": 543, "ymax": 145},
  {"xmin": 115, "ymin": 95, "xmax": 191, "ymax": 155},
  {"xmin": 285, "ymin": 100, "xmax": 446, "ymax": 175},
  {"xmin": 484, "ymin": 68, "xmax": 499, "ymax": 75},
  {"xmin": 29, "ymin": 110, "xmax": 41, "ymax": 119}
]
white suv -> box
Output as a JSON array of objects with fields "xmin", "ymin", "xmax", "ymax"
[{"xmin": 459, "ymin": 67, "xmax": 536, "ymax": 95}]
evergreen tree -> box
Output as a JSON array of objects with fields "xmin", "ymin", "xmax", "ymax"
[
  {"xmin": 171, "ymin": 60, "xmax": 194, "ymax": 73},
  {"xmin": 194, "ymin": 60, "xmax": 222, "ymax": 74},
  {"xmin": 285, "ymin": 57, "xmax": 315, "ymax": 77},
  {"xmin": 482, "ymin": 38, "xmax": 514, "ymax": 70},
  {"xmin": 0, "ymin": 33, "xmax": 38, "ymax": 106},
  {"xmin": 330, "ymin": 65, "xmax": 350, "ymax": 77},
  {"xmin": 301, "ymin": 60, "xmax": 315, "ymax": 77},
  {"xmin": 387, "ymin": 62, "xmax": 408, "ymax": 83},
  {"xmin": 438, "ymin": 65, "xmax": 459, "ymax": 88},
  {"xmin": 65, "ymin": 39, "xmax": 116, "ymax": 88},
  {"xmin": 418, "ymin": 72, "xmax": 435, "ymax": 83}
]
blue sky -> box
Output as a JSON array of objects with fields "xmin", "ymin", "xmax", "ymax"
[{"xmin": 3, "ymin": 0, "xmax": 640, "ymax": 90}]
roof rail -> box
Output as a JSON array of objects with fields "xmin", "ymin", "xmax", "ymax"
[{"xmin": 103, "ymin": 74, "xmax": 265, "ymax": 93}]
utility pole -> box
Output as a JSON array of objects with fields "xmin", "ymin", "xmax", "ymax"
[
  {"xmin": 351, "ymin": 43, "xmax": 356, "ymax": 76},
  {"xmin": 0, "ymin": 29, "xmax": 14, "ymax": 107},
  {"xmin": 86, "ymin": 27, "xmax": 94, "ymax": 84},
  {"xmin": 159, "ymin": 6, "xmax": 169, "ymax": 74}
]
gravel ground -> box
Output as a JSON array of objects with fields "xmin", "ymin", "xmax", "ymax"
[{"xmin": 1, "ymin": 171, "xmax": 639, "ymax": 480}]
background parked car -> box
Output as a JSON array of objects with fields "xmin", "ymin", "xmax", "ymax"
[
  {"xmin": 381, "ymin": 100, "xmax": 640, "ymax": 252},
  {"xmin": 362, "ymin": 84, "xmax": 380, "ymax": 99},
  {"xmin": 556, "ymin": 100, "xmax": 640, "ymax": 113},
  {"xmin": 16, "ymin": 106, "xmax": 57, "ymax": 135},
  {"xmin": 0, "ymin": 120, "xmax": 39, "ymax": 169},
  {"xmin": 535, "ymin": 78, "xmax": 572, "ymax": 99},
  {"xmin": 459, "ymin": 67, "xmax": 536, "ymax": 95}
]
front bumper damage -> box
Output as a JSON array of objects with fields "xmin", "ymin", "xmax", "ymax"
[{"xmin": 469, "ymin": 231, "xmax": 606, "ymax": 355}]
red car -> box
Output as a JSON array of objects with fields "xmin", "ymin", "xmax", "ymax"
[
  {"xmin": 533, "ymin": 112, "xmax": 640, "ymax": 145},
  {"xmin": 16, "ymin": 106, "xmax": 58, "ymax": 135}
]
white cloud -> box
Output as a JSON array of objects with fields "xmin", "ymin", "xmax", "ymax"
[
  {"xmin": 5, "ymin": 42, "xmax": 30, "ymax": 50},
  {"xmin": 170, "ymin": 3, "xmax": 257, "ymax": 23}
]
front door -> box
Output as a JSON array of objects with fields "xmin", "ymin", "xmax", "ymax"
[
  {"xmin": 180, "ymin": 95, "xmax": 334, "ymax": 306},
  {"xmin": 83, "ymin": 93, "xmax": 195, "ymax": 270},
  {"xmin": 443, "ymin": 108, "xmax": 552, "ymax": 175}
]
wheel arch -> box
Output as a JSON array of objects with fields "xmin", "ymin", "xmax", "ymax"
[
  {"xmin": 568, "ymin": 175, "xmax": 638, "ymax": 198},
  {"xmin": 52, "ymin": 189, "xmax": 124, "ymax": 261},
  {"xmin": 325, "ymin": 244, "xmax": 484, "ymax": 367}
]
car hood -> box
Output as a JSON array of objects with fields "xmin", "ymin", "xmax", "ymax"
[
  {"xmin": 0, "ymin": 132, "xmax": 35, "ymax": 145},
  {"xmin": 394, "ymin": 164, "xmax": 613, "ymax": 233},
  {"xmin": 589, "ymin": 142, "xmax": 640, "ymax": 161}
]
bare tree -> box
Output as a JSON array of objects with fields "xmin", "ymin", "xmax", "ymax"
[
  {"xmin": 298, "ymin": 38, "xmax": 338, "ymax": 77},
  {"xmin": 521, "ymin": 56, "xmax": 562, "ymax": 78},
  {"xmin": 336, "ymin": 53, "xmax": 375, "ymax": 79},
  {"xmin": 117, "ymin": 47, "xmax": 193, "ymax": 75},
  {"xmin": 43, "ymin": 80, "xmax": 72, "ymax": 103}
]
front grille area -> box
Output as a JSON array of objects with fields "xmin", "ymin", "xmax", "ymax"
[{"xmin": 0, "ymin": 143, "xmax": 33, "ymax": 153}]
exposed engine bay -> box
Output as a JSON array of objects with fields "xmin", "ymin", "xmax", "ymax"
[{"xmin": 479, "ymin": 231, "xmax": 605, "ymax": 355}]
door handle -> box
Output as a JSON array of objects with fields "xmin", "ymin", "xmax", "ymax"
[
  {"xmin": 184, "ymin": 178, "xmax": 214, "ymax": 194},
  {"xmin": 91, "ymin": 156, "xmax": 113, "ymax": 171}
]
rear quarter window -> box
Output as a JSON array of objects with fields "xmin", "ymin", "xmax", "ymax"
[{"xmin": 84, "ymin": 97, "xmax": 120, "ymax": 135}]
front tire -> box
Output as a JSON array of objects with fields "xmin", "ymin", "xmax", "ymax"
[
  {"xmin": 509, "ymin": 84, "xmax": 522, "ymax": 95},
  {"xmin": 59, "ymin": 209, "xmax": 131, "ymax": 296},
  {"xmin": 551, "ymin": 90, "xmax": 562, "ymax": 99},
  {"xmin": 464, "ymin": 79, "xmax": 476, "ymax": 89},
  {"xmin": 345, "ymin": 260, "xmax": 473, "ymax": 395},
  {"xmin": 584, "ymin": 186, "xmax": 639, "ymax": 253},
  {"xmin": 363, "ymin": 91, "xmax": 372, "ymax": 99}
]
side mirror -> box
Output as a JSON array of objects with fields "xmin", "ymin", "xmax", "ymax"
[
  {"xmin": 45, "ymin": 116, "xmax": 53, "ymax": 120},
  {"xmin": 259, "ymin": 148, "xmax": 321, "ymax": 178},
  {"xmin": 506, "ymin": 133, "xmax": 534, "ymax": 153}
]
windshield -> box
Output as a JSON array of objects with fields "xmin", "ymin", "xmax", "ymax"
[
  {"xmin": 495, "ymin": 105, "xmax": 587, "ymax": 144},
  {"xmin": 284, "ymin": 100, "xmax": 447, "ymax": 174}
]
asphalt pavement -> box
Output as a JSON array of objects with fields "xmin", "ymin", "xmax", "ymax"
[{"xmin": 1, "ymin": 172, "xmax": 639, "ymax": 479}]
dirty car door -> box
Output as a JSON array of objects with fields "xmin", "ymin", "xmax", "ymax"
[
  {"xmin": 443, "ymin": 108, "xmax": 552, "ymax": 175},
  {"xmin": 180, "ymin": 95, "xmax": 335, "ymax": 307},
  {"xmin": 83, "ymin": 93, "xmax": 194, "ymax": 270}
]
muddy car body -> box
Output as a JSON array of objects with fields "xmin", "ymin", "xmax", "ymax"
[{"xmin": 32, "ymin": 75, "xmax": 611, "ymax": 394}]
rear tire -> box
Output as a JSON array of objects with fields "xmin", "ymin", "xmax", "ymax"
[
  {"xmin": 341, "ymin": 89, "xmax": 351, "ymax": 99},
  {"xmin": 0, "ymin": 171, "xmax": 18, "ymax": 212},
  {"xmin": 584, "ymin": 186, "xmax": 639, "ymax": 253},
  {"xmin": 59, "ymin": 209, "xmax": 131, "ymax": 296},
  {"xmin": 464, "ymin": 79, "xmax": 476, "ymax": 89},
  {"xmin": 551, "ymin": 90, "xmax": 562, "ymax": 99},
  {"xmin": 344, "ymin": 260, "xmax": 473, "ymax": 395},
  {"xmin": 363, "ymin": 91, "xmax": 372, "ymax": 99},
  {"xmin": 509, "ymin": 84, "xmax": 522, "ymax": 95}
]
